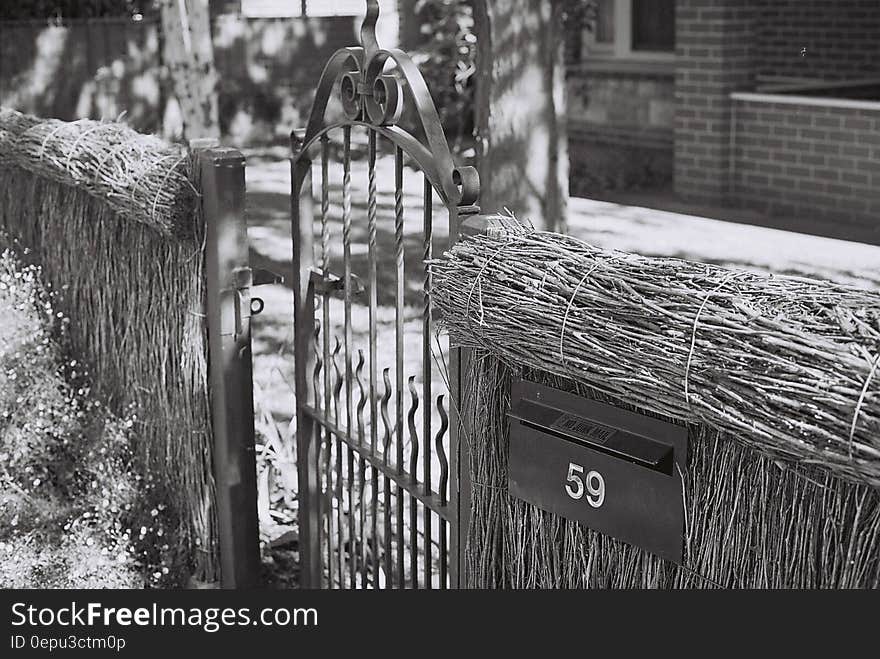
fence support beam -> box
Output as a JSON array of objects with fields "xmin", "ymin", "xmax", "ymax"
[{"xmin": 200, "ymin": 146, "xmax": 261, "ymax": 589}]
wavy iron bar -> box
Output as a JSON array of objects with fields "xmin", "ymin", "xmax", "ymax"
[
  {"xmin": 354, "ymin": 351, "xmax": 369, "ymax": 586},
  {"xmin": 435, "ymin": 395, "xmax": 450, "ymax": 588},
  {"xmin": 407, "ymin": 376, "xmax": 421, "ymax": 588}
]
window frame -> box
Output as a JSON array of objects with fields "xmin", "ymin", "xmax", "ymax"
[{"xmin": 585, "ymin": 0, "xmax": 676, "ymax": 63}]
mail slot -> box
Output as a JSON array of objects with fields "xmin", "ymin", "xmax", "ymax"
[{"xmin": 507, "ymin": 378, "xmax": 688, "ymax": 563}]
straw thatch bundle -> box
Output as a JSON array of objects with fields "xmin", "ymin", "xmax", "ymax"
[
  {"xmin": 0, "ymin": 108, "xmax": 196, "ymax": 237},
  {"xmin": 432, "ymin": 221, "xmax": 880, "ymax": 488},
  {"xmin": 0, "ymin": 109, "xmax": 215, "ymax": 583},
  {"xmin": 432, "ymin": 221, "xmax": 880, "ymax": 588}
]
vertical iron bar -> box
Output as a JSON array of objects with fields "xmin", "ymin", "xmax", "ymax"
[
  {"xmin": 407, "ymin": 378, "xmax": 420, "ymax": 588},
  {"xmin": 319, "ymin": 135, "xmax": 334, "ymax": 588},
  {"xmin": 355, "ymin": 351, "xmax": 368, "ymax": 587},
  {"xmin": 291, "ymin": 132, "xmax": 322, "ymax": 589},
  {"xmin": 200, "ymin": 146, "xmax": 260, "ymax": 589},
  {"xmin": 422, "ymin": 174, "xmax": 433, "ymax": 588},
  {"xmin": 448, "ymin": 202, "xmax": 469, "ymax": 588},
  {"xmin": 367, "ymin": 130, "xmax": 381, "ymax": 588},
  {"xmin": 332, "ymin": 341, "xmax": 343, "ymax": 586},
  {"xmin": 436, "ymin": 396, "xmax": 450, "ymax": 589},
  {"xmin": 394, "ymin": 146, "xmax": 406, "ymax": 588},
  {"xmin": 342, "ymin": 125, "xmax": 355, "ymax": 587},
  {"xmin": 381, "ymin": 369, "xmax": 394, "ymax": 587},
  {"xmin": 347, "ymin": 446, "xmax": 355, "ymax": 587}
]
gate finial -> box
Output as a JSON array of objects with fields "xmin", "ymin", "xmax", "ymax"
[{"xmin": 361, "ymin": 0, "xmax": 381, "ymax": 58}]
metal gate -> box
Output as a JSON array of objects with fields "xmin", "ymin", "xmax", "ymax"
[{"xmin": 291, "ymin": 1, "xmax": 477, "ymax": 589}]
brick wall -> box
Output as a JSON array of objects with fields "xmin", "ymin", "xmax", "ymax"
[
  {"xmin": 756, "ymin": 0, "xmax": 880, "ymax": 81},
  {"xmin": 567, "ymin": 66, "xmax": 674, "ymax": 193},
  {"xmin": 731, "ymin": 95, "xmax": 880, "ymax": 242},
  {"xmin": 674, "ymin": 0, "xmax": 757, "ymax": 204}
]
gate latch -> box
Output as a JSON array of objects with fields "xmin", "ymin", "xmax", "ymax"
[
  {"xmin": 310, "ymin": 268, "xmax": 366, "ymax": 298},
  {"xmin": 231, "ymin": 266, "xmax": 284, "ymax": 337}
]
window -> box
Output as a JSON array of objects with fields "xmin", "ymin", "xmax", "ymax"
[
  {"xmin": 240, "ymin": 0, "xmax": 368, "ymax": 18},
  {"xmin": 586, "ymin": 0, "xmax": 675, "ymax": 60},
  {"xmin": 595, "ymin": 0, "xmax": 615, "ymax": 45},
  {"xmin": 631, "ymin": 0, "xmax": 675, "ymax": 52}
]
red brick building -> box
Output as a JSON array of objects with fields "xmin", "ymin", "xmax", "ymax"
[{"xmin": 568, "ymin": 0, "xmax": 880, "ymax": 244}]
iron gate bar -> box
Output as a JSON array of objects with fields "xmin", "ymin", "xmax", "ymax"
[
  {"xmin": 368, "ymin": 129, "xmax": 380, "ymax": 588},
  {"xmin": 422, "ymin": 173, "xmax": 433, "ymax": 589},
  {"xmin": 291, "ymin": 130, "xmax": 322, "ymax": 590},
  {"xmin": 291, "ymin": 0, "xmax": 478, "ymax": 589},
  {"xmin": 381, "ymin": 368, "xmax": 393, "ymax": 585},
  {"xmin": 394, "ymin": 144, "xmax": 406, "ymax": 589},
  {"xmin": 342, "ymin": 124, "xmax": 355, "ymax": 589}
]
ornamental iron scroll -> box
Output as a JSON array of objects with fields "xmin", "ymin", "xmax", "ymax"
[{"xmin": 294, "ymin": 0, "xmax": 479, "ymax": 211}]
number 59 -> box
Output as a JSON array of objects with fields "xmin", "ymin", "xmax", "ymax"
[{"xmin": 565, "ymin": 462, "xmax": 605, "ymax": 508}]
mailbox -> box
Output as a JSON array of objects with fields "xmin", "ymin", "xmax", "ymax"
[{"xmin": 507, "ymin": 378, "xmax": 687, "ymax": 563}]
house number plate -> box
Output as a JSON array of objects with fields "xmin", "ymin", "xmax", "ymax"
[{"xmin": 507, "ymin": 379, "xmax": 687, "ymax": 564}]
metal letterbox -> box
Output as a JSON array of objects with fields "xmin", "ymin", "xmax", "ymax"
[{"xmin": 507, "ymin": 378, "xmax": 688, "ymax": 563}]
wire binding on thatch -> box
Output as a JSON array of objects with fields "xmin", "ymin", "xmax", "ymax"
[
  {"xmin": 430, "ymin": 220, "xmax": 880, "ymax": 488},
  {"xmin": 0, "ymin": 108, "xmax": 196, "ymax": 237}
]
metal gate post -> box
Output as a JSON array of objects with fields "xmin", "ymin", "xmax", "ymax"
[
  {"xmin": 200, "ymin": 145, "xmax": 261, "ymax": 589},
  {"xmin": 448, "ymin": 207, "xmax": 470, "ymax": 589}
]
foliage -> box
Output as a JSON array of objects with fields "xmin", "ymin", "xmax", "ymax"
[
  {"xmin": 409, "ymin": 1, "xmax": 596, "ymax": 150},
  {"xmin": 0, "ymin": 245, "xmax": 179, "ymax": 588},
  {"xmin": 557, "ymin": 0, "xmax": 597, "ymax": 63},
  {"xmin": 410, "ymin": 0, "xmax": 477, "ymax": 150},
  {"xmin": 0, "ymin": 1, "xmax": 153, "ymax": 21}
]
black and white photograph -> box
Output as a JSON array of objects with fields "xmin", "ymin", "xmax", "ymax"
[{"xmin": 0, "ymin": 0, "xmax": 879, "ymax": 641}]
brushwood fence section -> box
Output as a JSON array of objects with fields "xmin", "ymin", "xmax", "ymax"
[
  {"xmin": 0, "ymin": 108, "xmax": 258, "ymax": 587},
  {"xmin": 432, "ymin": 217, "xmax": 880, "ymax": 588}
]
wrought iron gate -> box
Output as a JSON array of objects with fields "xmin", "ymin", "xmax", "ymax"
[{"xmin": 291, "ymin": 1, "xmax": 477, "ymax": 589}]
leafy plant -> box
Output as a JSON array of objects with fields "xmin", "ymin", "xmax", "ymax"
[
  {"xmin": 0, "ymin": 245, "xmax": 179, "ymax": 588},
  {"xmin": 410, "ymin": 0, "xmax": 477, "ymax": 152}
]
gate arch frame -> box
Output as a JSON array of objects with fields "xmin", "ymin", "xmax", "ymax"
[{"xmin": 290, "ymin": 0, "xmax": 477, "ymax": 589}]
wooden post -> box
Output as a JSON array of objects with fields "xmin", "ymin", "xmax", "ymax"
[{"xmin": 200, "ymin": 146, "xmax": 261, "ymax": 589}]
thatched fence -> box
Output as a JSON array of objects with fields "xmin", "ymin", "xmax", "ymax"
[
  {"xmin": 432, "ymin": 217, "xmax": 880, "ymax": 588},
  {"xmin": 0, "ymin": 108, "xmax": 217, "ymax": 583}
]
